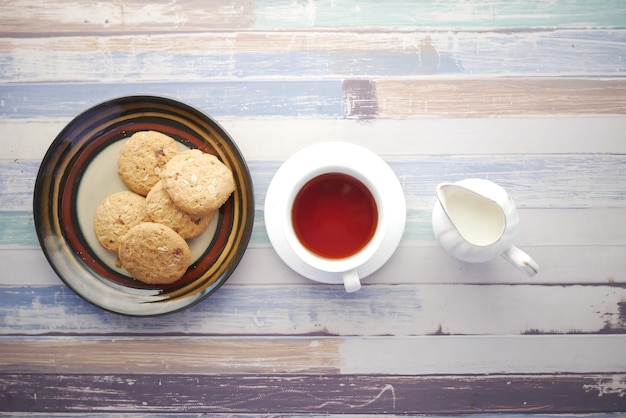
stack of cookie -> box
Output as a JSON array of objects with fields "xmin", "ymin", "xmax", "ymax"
[{"xmin": 93, "ymin": 131, "xmax": 235, "ymax": 285}]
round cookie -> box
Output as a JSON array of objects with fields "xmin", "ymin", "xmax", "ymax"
[
  {"xmin": 160, "ymin": 149, "xmax": 235, "ymax": 216},
  {"xmin": 145, "ymin": 180, "xmax": 216, "ymax": 239},
  {"xmin": 93, "ymin": 190, "xmax": 148, "ymax": 254},
  {"xmin": 117, "ymin": 130, "xmax": 179, "ymax": 196},
  {"xmin": 118, "ymin": 222, "xmax": 192, "ymax": 285}
]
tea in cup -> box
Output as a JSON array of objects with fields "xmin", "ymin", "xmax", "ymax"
[{"xmin": 264, "ymin": 142, "xmax": 406, "ymax": 292}]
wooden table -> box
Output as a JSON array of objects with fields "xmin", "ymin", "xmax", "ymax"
[{"xmin": 1, "ymin": 1, "xmax": 625, "ymax": 415}]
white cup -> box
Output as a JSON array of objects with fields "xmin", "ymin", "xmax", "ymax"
[
  {"xmin": 264, "ymin": 142, "xmax": 406, "ymax": 292},
  {"xmin": 284, "ymin": 168, "xmax": 386, "ymax": 292}
]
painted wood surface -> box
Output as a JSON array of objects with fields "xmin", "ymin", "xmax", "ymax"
[
  {"xmin": 1, "ymin": 0, "xmax": 625, "ymax": 415},
  {"xmin": 1, "ymin": 285, "xmax": 625, "ymax": 336},
  {"xmin": 2, "ymin": 31, "xmax": 625, "ymax": 81},
  {"xmin": 2, "ymin": 0, "xmax": 626, "ymax": 32},
  {"xmin": 2, "ymin": 373, "xmax": 626, "ymax": 414},
  {"xmin": 2, "ymin": 79, "xmax": 626, "ymax": 119}
]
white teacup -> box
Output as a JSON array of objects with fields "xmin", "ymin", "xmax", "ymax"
[{"xmin": 264, "ymin": 142, "xmax": 406, "ymax": 292}]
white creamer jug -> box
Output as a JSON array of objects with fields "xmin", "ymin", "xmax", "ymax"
[{"xmin": 432, "ymin": 178, "xmax": 539, "ymax": 276}]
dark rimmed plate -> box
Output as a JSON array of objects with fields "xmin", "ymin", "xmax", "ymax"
[{"xmin": 33, "ymin": 95, "xmax": 254, "ymax": 316}]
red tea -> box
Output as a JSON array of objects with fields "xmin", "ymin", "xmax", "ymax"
[{"xmin": 291, "ymin": 173, "xmax": 378, "ymax": 259}]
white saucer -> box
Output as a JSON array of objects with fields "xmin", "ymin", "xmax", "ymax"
[{"xmin": 264, "ymin": 141, "xmax": 406, "ymax": 285}]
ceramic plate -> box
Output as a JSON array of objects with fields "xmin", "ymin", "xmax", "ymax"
[
  {"xmin": 264, "ymin": 141, "xmax": 406, "ymax": 285},
  {"xmin": 33, "ymin": 95, "xmax": 254, "ymax": 316}
]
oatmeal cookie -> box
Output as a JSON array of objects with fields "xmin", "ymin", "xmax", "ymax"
[
  {"xmin": 118, "ymin": 222, "xmax": 191, "ymax": 285},
  {"xmin": 93, "ymin": 190, "xmax": 148, "ymax": 254},
  {"xmin": 160, "ymin": 149, "xmax": 235, "ymax": 216},
  {"xmin": 117, "ymin": 130, "xmax": 179, "ymax": 196},
  {"xmin": 145, "ymin": 180, "xmax": 216, "ymax": 239}
]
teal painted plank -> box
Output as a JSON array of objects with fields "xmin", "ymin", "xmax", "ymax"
[
  {"xmin": 0, "ymin": 209, "xmax": 449, "ymax": 248},
  {"xmin": 0, "ymin": 212, "xmax": 36, "ymax": 247},
  {"xmin": 255, "ymin": 0, "xmax": 626, "ymax": 29},
  {"xmin": 0, "ymin": 81, "xmax": 344, "ymax": 119},
  {"xmin": 255, "ymin": 0, "xmax": 626, "ymax": 30}
]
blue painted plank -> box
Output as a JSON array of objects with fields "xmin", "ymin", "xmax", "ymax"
[
  {"xmin": 0, "ymin": 285, "xmax": 423, "ymax": 335},
  {"xmin": 0, "ymin": 81, "xmax": 344, "ymax": 119},
  {"xmin": 0, "ymin": 159, "xmax": 38, "ymax": 211},
  {"xmin": 0, "ymin": 285, "xmax": 624, "ymax": 335},
  {"xmin": 0, "ymin": 51, "xmax": 463, "ymax": 81},
  {"xmin": 254, "ymin": 0, "xmax": 626, "ymax": 29}
]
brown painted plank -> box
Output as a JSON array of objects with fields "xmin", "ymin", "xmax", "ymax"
[
  {"xmin": 0, "ymin": 339, "xmax": 340, "ymax": 374},
  {"xmin": 369, "ymin": 79, "xmax": 626, "ymax": 118},
  {"xmin": 1, "ymin": 373, "xmax": 625, "ymax": 414},
  {"xmin": 0, "ymin": 0, "xmax": 254, "ymax": 34},
  {"xmin": 1, "ymin": 336, "xmax": 624, "ymax": 376}
]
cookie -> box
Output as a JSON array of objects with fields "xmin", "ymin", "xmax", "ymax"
[
  {"xmin": 145, "ymin": 180, "xmax": 216, "ymax": 239},
  {"xmin": 160, "ymin": 149, "xmax": 235, "ymax": 216},
  {"xmin": 93, "ymin": 190, "xmax": 148, "ymax": 254},
  {"xmin": 118, "ymin": 222, "xmax": 192, "ymax": 285},
  {"xmin": 117, "ymin": 130, "xmax": 179, "ymax": 196}
]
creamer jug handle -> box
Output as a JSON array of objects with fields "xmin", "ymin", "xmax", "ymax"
[{"xmin": 502, "ymin": 246, "xmax": 539, "ymax": 277}]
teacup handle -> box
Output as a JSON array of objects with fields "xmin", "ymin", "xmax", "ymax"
[
  {"xmin": 502, "ymin": 246, "xmax": 539, "ymax": 277},
  {"xmin": 343, "ymin": 268, "xmax": 362, "ymax": 293}
]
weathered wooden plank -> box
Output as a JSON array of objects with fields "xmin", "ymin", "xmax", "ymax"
[
  {"xmin": 1, "ymin": 30, "xmax": 624, "ymax": 81},
  {"xmin": 0, "ymin": 285, "xmax": 623, "ymax": 336},
  {"xmin": 372, "ymin": 79, "xmax": 626, "ymax": 118},
  {"xmin": 5, "ymin": 29, "xmax": 625, "ymax": 55},
  {"xmin": 0, "ymin": 81, "xmax": 344, "ymax": 119},
  {"xmin": 2, "ymin": 244, "xmax": 626, "ymax": 286},
  {"xmin": 339, "ymin": 335, "xmax": 626, "ymax": 374},
  {"xmin": 8, "ymin": 29, "xmax": 626, "ymax": 54},
  {"xmin": 1, "ymin": 373, "xmax": 625, "ymax": 414},
  {"xmin": 1, "ymin": 335, "xmax": 624, "ymax": 375},
  {"xmin": 0, "ymin": 0, "xmax": 255, "ymax": 34},
  {"xmin": 254, "ymin": 0, "xmax": 626, "ymax": 30},
  {"xmin": 2, "ymin": 0, "xmax": 624, "ymax": 34},
  {"xmin": 4, "ymin": 206, "xmax": 626, "ymax": 250},
  {"xmin": 0, "ymin": 415, "xmax": 617, "ymax": 418},
  {"xmin": 3, "ymin": 153, "xmax": 625, "ymax": 212},
  {"xmin": 0, "ymin": 338, "xmax": 340, "ymax": 374},
  {"xmin": 2, "ymin": 79, "xmax": 625, "ymax": 120},
  {"xmin": 0, "ymin": 212, "xmax": 36, "ymax": 247},
  {"xmin": 0, "ymin": 411, "xmax": 616, "ymax": 418},
  {"xmin": 3, "ymin": 117, "xmax": 626, "ymax": 160}
]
